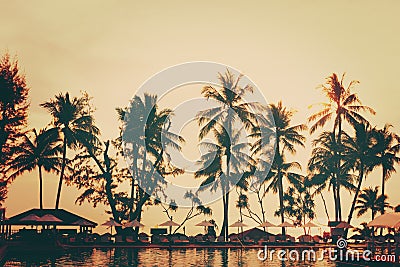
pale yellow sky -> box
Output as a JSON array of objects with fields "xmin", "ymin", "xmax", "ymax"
[{"xmin": 1, "ymin": 0, "xmax": 400, "ymax": 236}]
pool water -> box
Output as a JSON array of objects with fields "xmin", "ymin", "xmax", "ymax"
[{"xmin": 4, "ymin": 248, "xmax": 353, "ymax": 267}]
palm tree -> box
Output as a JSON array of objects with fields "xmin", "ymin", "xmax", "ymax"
[
  {"xmin": 345, "ymin": 122, "xmax": 378, "ymax": 226},
  {"xmin": 355, "ymin": 186, "xmax": 391, "ymax": 221},
  {"xmin": 196, "ymin": 70, "xmax": 261, "ymax": 241},
  {"xmin": 120, "ymin": 93, "xmax": 184, "ymax": 221},
  {"xmin": 276, "ymin": 182, "xmax": 315, "ymax": 234},
  {"xmin": 266, "ymin": 155, "xmax": 304, "ymax": 235},
  {"xmin": 40, "ymin": 92, "xmax": 100, "ymax": 209},
  {"xmin": 308, "ymin": 73, "xmax": 375, "ymax": 221},
  {"xmin": 308, "ymin": 73, "xmax": 375, "ymax": 136},
  {"xmin": 370, "ymin": 124, "xmax": 400, "ymax": 215},
  {"xmin": 253, "ymin": 101, "xmax": 306, "ymax": 235},
  {"xmin": 309, "ymin": 131, "xmax": 356, "ymax": 221},
  {"xmin": 195, "ymin": 126, "xmax": 254, "ymax": 241},
  {"xmin": 6, "ymin": 128, "xmax": 61, "ymax": 208}
]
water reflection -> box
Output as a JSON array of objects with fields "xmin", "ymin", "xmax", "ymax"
[{"xmin": 4, "ymin": 248, "xmax": 345, "ymax": 267}]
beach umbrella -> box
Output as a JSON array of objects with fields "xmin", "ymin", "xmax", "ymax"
[
  {"xmin": 195, "ymin": 220, "xmax": 214, "ymax": 234},
  {"xmin": 160, "ymin": 219, "xmax": 180, "ymax": 234},
  {"xmin": 276, "ymin": 222, "xmax": 295, "ymax": 239},
  {"xmin": 367, "ymin": 212, "xmax": 400, "ymax": 228},
  {"xmin": 335, "ymin": 222, "xmax": 353, "ymax": 229},
  {"xmin": 102, "ymin": 219, "xmax": 122, "ymax": 235},
  {"xmin": 259, "ymin": 221, "xmax": 276, "ymax": 228},
  {"xmin": 303, "ymin": 221, "xmax": 319, "ymax": 228},
  {"xmin": 303, "ymin": 221, "xmax": 320, "ymax": 235},
  {"xmin": 124, "ymin": 219, "xmax": 145, "ymax": 228},
  {"xmin": 39, "ymin": 214, "xmax": 63, "ymax": 223},
  {"xmin": 277, "ymin": 222, "xmax": 295, "ymax": 228},
  {"xmin": 229, "ymin": 220, "xmax": 248, "ymax": 238}
]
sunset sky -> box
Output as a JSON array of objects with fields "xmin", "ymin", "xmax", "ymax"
[{"xmin": 1, "ymin": 0, "xmax": 400, "ymax": 235}]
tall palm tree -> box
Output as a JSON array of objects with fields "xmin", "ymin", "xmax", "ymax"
[
  {"xmin": 370, "ymin": 124, "xmax": 400, "ymax": 215},
  {"xmin": 266, "ymin": 155, "xmax": 304, "ymax": 235},
  {"xmin": 308, "ymin": 73, "xmax": 375, "ymax": 221},
  {"xmin": 309, "ymin": 131, "xmax": 356, "ymax": 221},
  {"xmin": 120, "ymin": 93, "xmax": 184, "ymax": 221},
  {"xmin": 6, "ymin": 128, "xmax": 61, "ymax": 208},
  {"xmin": 253, "ymin": 101, "xmax": 306, "ymax": 235},
  {"xmin": 195, "ymin": 126, "xmax": 254, "ymax": 242},
  {"xmin": 345, "ymin": 123, "xmax": 378, "ymax": 226},
  {"xmin": 40, "ymin": 92, "xmax": 100, "ymax": 209},
  {"xmin": 356, "ymin": 186, "xmax": 391, "ymax": 221},
  {"xmin": 196, "ymin": 70, "xmax": 261, "ymax": 241}
]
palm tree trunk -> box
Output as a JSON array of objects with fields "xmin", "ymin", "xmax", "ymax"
[
  {"xmin": 320, "ymin": 192, "xmax": 330, "ymax": 221},
  {"xmin": 224, "ymin": 190, "xmax": 229, "ymax": 241},
  {"xmin": 219, "ymin": 192, "xmax": 226, "ymax": 239},
  {"xmin": 346, "ymin": 165, "xmax": 364, "ymax": 237},
  {"xmin": 129, "ymin": 146, "xmax": 139, "ymax": 220},
  {"xmin": 38, "ymin": 165, "xmax": 43, "ymax": 209},
  {"xmin": 278, "ymin": 167, "xmax": 285, "ymax": 236},
  {"xmin": 337, "ymin": 184, "xmax": 342, "ymax": 221},
  {"xmin": 381, "ymin": 167, "xmax": 386, "ymax": 215},
  {"xmin": 55, "ymin": 138, "xmax": 67, "ymax": 209}
]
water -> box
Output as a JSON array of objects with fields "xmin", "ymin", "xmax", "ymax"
[{"xmin": 4, "ymin": 248, "xmax": 347, "ymax": 267}]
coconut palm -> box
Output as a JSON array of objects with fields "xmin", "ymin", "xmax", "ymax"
[
  {"xmin": 308, "ymin": 73, "xmax": 375, "ymax": 136},
  {"xmin": 370, "ymin": 124, "xmax": 400, "ymax": 215},
  {"xmin": 6, "ymin": 128, "xmax": 61, "ymax": 208},
  {"xmin": 40, "ymin": 92, "xmax": 100, "ymax": 209},
  {"xmin": 265, "ymin": 154, "xmax": 304, "ymax": 235},
  {"xmin": 253, "ymin": 101, "xmax": 306, "ymax": 235},
  {"xmin": 120, "ymin": 93, "xmax": 184, "ymax": 221},
  {"xmin": 196, "ymin": 70, "xmax": 261, "ymax": 241},
  {"xmin": 309, "ymin": 131, "xmax": 356, "ymax": 221},
  {"xmin": 345, "ymin": 122, "xmax": 379, "ymax": 226},
  {"xmin": 308, "ymin": 73, "xmax": 375, "ymax": 221},
  {"xmin": 355, "ymin": 186, "xmax": 391, "ymax": 221},
  {"xmin": 195, "ymin": 126, "xmax": 254, "ymax": 242}
]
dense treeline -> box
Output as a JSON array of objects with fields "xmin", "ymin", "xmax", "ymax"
[{"xmin": 1, "ymin": 53, "xmax": 399, "ymax": 239}]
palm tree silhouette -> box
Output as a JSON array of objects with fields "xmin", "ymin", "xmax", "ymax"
[
  {"xmin": 121, "ymin": 93, "xmax": 184, "ymax": 223},
  {"xmin": 195, "ymin": 126, "xmax": 254, "ymax": 241},
  {"xmin": 309, "ymin": 131, "xmax": 356, "ymax": 221},
  {"xmin": 370, "ymin": 124, "xmax": 400, "ymax": 215},
  {"xmin": 196, "ymin": 70, "xmax": 262, "ymax": 241},
  {"xmin": 345, "ymin": 122, "xmax": 378, "ymax": 227},
  {"xmin": 254, "ymin": 101, "xmax": 306, "ymax": 235},
  {"xmin": 356, "ymin": 186, "xmax": 391, "ymax": 221},
  {"xmin": 6, "ymin": 128, "xmax": 61, "ymax": 208},
  {"xmin": 308, "ymin": 73, "xmax": 375, "ymax": 221},
  {"xmin": 40, "ymin": 92, "xmax": 99, "ymax": 209}
]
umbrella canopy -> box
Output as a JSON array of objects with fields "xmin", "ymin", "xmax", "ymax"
[
  {"xmin": 160, "ymin": 220, "xmax": 180, "ymax": 227},
  {"xmin": 124, "ymin": 219, "xmax": 145, "ymax": 228},
  {"xmin": 229, "ymin": 221, "xmax": 248, "ymax": 228},
  {"xmin": 39, "ymin": 214, "xmax": 63, "ymax": 223},
  {"xmin": 277, "ymin": 222, "xmax": 295, "ymax": 227},
  {"xmin": 259, "ymin": 221, "xmax": 276, "ymax": 227},
  {"xmin": 73, "ymin": 219, "xmax": 96, "ymax": 226},
  {"xmin": 102, "ymin": 219, "xmax": 122, "ymax": 227},
  {"xmin": 303, "ymin": 221, "xmax": 319, "ymax": 228},
  {"xmin": 20, "ymin": 214, "xmax": 42, "ymax": 222},
  {"xmin": 367, "ymin": 212, "xmax": 400, "ymax": 228},
  {"xmin": 335, "ymin": 222, "xmax": 353, "ymax": 229},
  {"xmin": 195, "ymin": 220, "xmax": 214, "ymax": 227}
]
